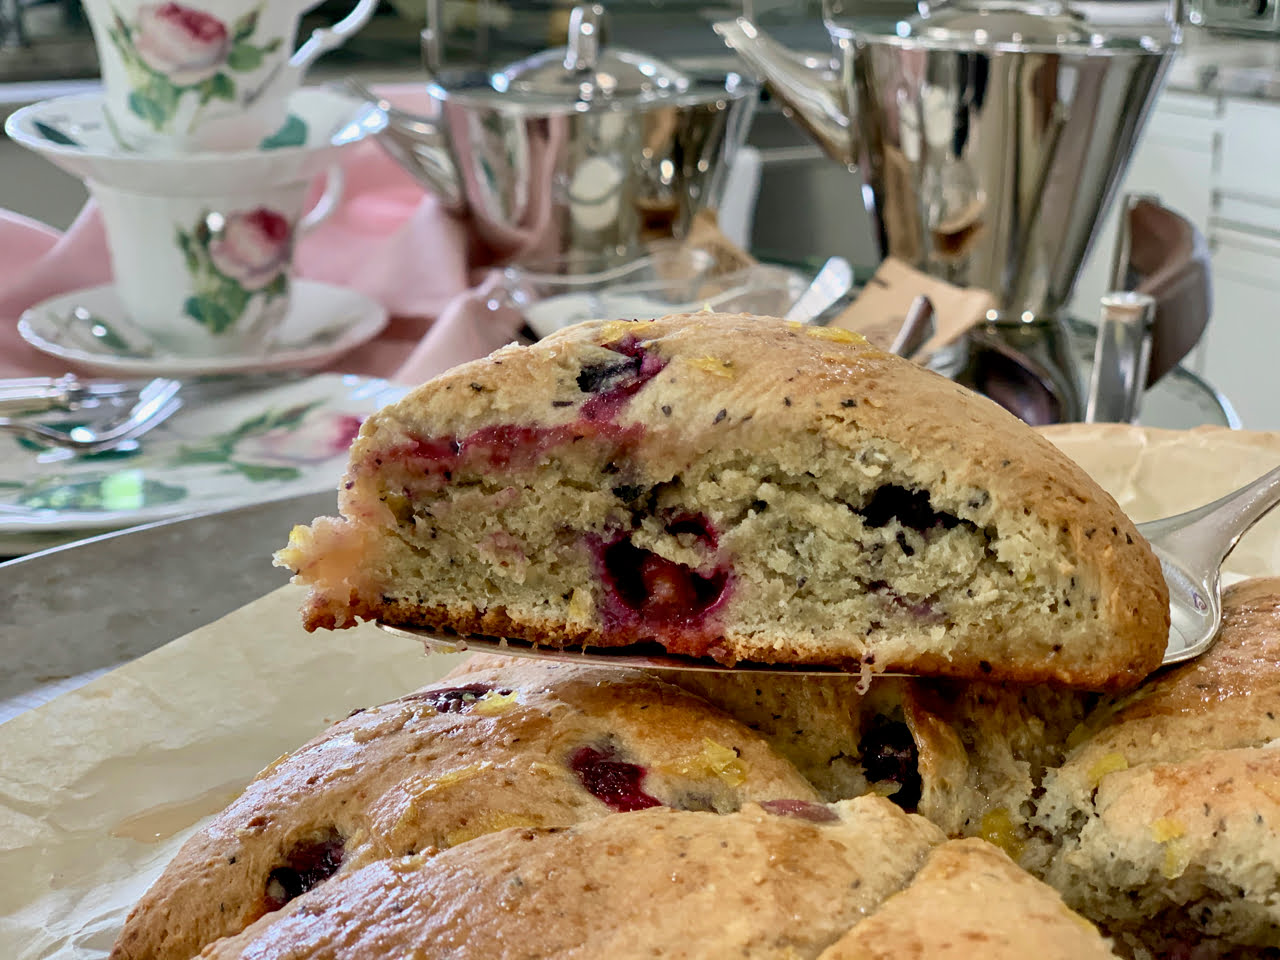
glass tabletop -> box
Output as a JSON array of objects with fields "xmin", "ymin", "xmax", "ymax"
[{"xmin": 1064, "ymin": 317, "xmax": 1240, "ymax": 430}]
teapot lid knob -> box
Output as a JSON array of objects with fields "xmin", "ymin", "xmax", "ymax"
[
  {"xmin": 564, "ymin": 4, "xmax": 606, "ymax": 73},
  {"xmin": 490, "ymin": 0, "xmax": 691, "ymax": 104}
]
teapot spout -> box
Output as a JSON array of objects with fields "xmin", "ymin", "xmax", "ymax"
[
  {"xmin": 344, "ymin": 79, "xmax": 466, "ymax": 214},
  {"xmin": 713, "ymin": 17, "xmax": 857, "ymax": 167}
]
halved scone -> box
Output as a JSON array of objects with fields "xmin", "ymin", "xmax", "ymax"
[{"xmin": 277, "ymin": 312, "xmax": 1168, "ymax": 689}]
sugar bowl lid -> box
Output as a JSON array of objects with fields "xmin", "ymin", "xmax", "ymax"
[{"xmin": 486, "ymin": 4, "xmax": 693, "ymax": 107}]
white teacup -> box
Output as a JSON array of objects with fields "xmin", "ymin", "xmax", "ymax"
[
  {"xmin": 90, "ymin": 171, "xmax": 342, "ymax": 356},
  {"xmin": 83, "ymin": 0, "xmax": 379, "ymax": 152}
]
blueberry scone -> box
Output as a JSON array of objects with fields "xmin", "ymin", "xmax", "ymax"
[
  {"xmin": 197, "ymin": 798, "xmax": 1119, "ymax": 960},
  {"xmin": 109, "ymin": 659, "xmax": 816, "ymax": 960},
  {"xmin": 662, "ymin": 667, "xmax": 1090, "ymax": 851},
  {"xmin": 1033, "ymin": 577, "xmax": 1280, "ymax": 958},
  {"xmin": 277, "ymin": 312, "xmax": 1167, "ymax": 689},
  {"xmin": 819, "ymin": 837, "xmax": 1119, "ymax": 959}
]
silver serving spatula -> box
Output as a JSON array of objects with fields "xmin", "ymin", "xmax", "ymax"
[{"xmin": 1141, "ymin": 463, "xmax": 1280, "ymax": 665}]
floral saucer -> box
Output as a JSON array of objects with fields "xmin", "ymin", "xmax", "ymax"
[
  {"xmin": 0, "ymin": 373, "xmax": 407, "ymax": 534},
  {"xmin": 19, "ymin": 280, "xmax": 387, "ymax": 378},
  {"xmin": 3, "ymin": 86, "xmax": 385, "ymax": 196}
]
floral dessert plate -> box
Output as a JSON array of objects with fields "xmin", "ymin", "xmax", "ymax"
[
  {"xmin": 0, "ymin": 373, "xmax": 408, "ymax": 533},
  {"xmin": 18, "ymin": 280, "xmax": 387, "ymax": 378}
]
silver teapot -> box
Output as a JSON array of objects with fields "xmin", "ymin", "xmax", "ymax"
[
  {"xmin": 354, "ymin": 4, "xmax": 756, "ymax": 271},
  {"xmin": 716, "ymin": 0, "xmax": 1180, "ymax": 419}
]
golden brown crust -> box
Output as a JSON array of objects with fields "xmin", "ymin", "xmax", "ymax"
[
  {"xmin": 818, "ymin": 838, "xmax": 1119, "ymax": 959},
  {"xmin": 1052, "ymin": 576, "xmax": 1280, "ymax": 785},
  {"xmin": 283, "ymin": 312, "xmax": 1168, "ymax": 690},
  {"xmin": 1036, "ymin": 578, "xmax": 1280, "ymax": 952},
  {"xmin": 111, "ymin": 659, "xmax": 816, "ymax": 960},
  {"xmin": 200, "ymin": 798, "xmax": 948, "ymax": 960},
  {"xmin": 376, "ymin": 601, "xmax": 1151, "ymax": 689}
]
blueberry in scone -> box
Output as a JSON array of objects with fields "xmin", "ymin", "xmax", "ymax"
[
  {"xmin": 278, "ymin": 312, "xmax": 1168, "ymax": 690},
  {"xmin": 108, "ymin": 659, "xmax": 816, "ymax": 960}
]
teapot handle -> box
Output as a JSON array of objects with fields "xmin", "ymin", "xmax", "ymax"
[
  {"xmin": 290, "ymin": 0, "xmax": 381, "ymax": 73},
  {"xmin": 342, "ymin": 78, "xmax": 467, "ymax": 214}
]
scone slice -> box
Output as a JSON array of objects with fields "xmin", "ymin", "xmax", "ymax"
[
  {"xmin": 1043, "ymin": 747, "xmax": 1280, "ymax": 956},
  {"xmin": 818, "ymin": 838, "xmax": 1120, "ymax": 959},
  {"xmin": 278, "ymin": 312, "xmax": 1168, "ymax": 689}
]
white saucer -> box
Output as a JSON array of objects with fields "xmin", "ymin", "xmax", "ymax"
[
  {"xmin": 18, "ymin": 280, "xmax": 388, "ymax": 377},
  {"xmin": 3, "ymin": 87, "xmax": 386, "ymax": 195}
]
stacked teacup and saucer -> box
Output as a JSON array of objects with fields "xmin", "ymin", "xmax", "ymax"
[{"xmin": 4, "ymin": 0, "xmax": 389, "ymax": 376}]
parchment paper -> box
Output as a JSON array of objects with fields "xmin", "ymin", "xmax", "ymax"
[{"xmin": 2, "ymin": 424, "xmax": 1278, "ymax": 959}]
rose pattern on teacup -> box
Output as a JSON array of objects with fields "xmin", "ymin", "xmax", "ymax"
[
  {"xmin": 176, "ymin": 206, "xmax": 294, "ymax": 334},
  {"xmin": 107, "ymin": 2, "xmax": 282, "ymax": 132}
]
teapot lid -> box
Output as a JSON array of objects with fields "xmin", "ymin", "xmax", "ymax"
[
  {"xmin": 910, "ymin": 0, "xmax": 1093, "ymax": 45},
  {"xmin": 488, "ymin": 4, "xmax": 692, "ymax": 105},
  {"xmin": 830, "ymin": 0, "xmax": 1177, "ymax": 51}
]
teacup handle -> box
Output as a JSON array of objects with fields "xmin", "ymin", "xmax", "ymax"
[
  {"xmin": 290, "ymin": 0, "xmax": 381, "ymax": 73},
  {"xmin": 300, "ymin": 166, "xmax": 345, "ymax": 234}
]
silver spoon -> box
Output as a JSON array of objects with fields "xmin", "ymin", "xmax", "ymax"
[
  {"xmin": 783, "ymin": 256, "xmax": 854, "ymax": 324},
  {"xmin": 379, "ymin": 465, "xmax": 1280, "ymax": 675}
]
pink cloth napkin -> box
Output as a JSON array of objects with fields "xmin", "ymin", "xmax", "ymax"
[{"xmin": 0, "ymin": 87, "xmax": 527, "ymax": 386}]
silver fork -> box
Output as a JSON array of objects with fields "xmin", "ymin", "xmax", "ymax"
[{"xmin": 0, "ymin": 378, "xmax": 182, "ymax": 455}]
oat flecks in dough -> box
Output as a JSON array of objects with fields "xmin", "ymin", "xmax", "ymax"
[
  {"xmin": 107, "ymin": 658, "xmax": 817, "ymax": 960},
  {"xmin": 278, "ymin": 312, "xmax": 1168, "ymax": 691}
]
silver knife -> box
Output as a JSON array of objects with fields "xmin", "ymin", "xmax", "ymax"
[{"xmin": 0, "ymin": 375, "xmax": 149, "ymax": 415}]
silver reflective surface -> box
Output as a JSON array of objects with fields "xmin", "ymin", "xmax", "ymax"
[
  {"xmin": 715, "ymin": 11, "xmax": 1177, "ymax": 325},
  {"xmin": 849, "ymin": 39, "xmax": 1173, "ymax": 325},
  {"xmin": 1086, "ymin": 291, "xmax": 1156, "ymax": 423},
  {"xmin": 368, "ymin": 72, "xmax": 756, "ymax": 269},
  {"xmin": 1138, "ymin": 465, "xmax": 1280, "ymax": 664}
]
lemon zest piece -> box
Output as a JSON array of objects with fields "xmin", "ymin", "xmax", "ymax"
[
  {"xmin": 567, "ymin": 586, "xmax": 594, "ymax": 622},
  {"xmin": 600, "ymin": 320, "xmax": 640, "ymax": 341},
  {"xmin": 806, "ymin": 326, "xmax": 866, "ymax": 344},
  {"xmin": 1087, "ymin": 752, "xmax": 1129, "ymax": 785},
  {"xmin": 979, "ymin": 808, "xmax": 1026, "ymax": 861},
  {"xmin": 1162, "ymin": 839, "xmax": 1191, "ymax": 880},
  {"xmin": 687, "ymin": 355, "xmax": 736, "ymax": 378},
  {"xmin": 701, "ymin": 738, "xmax": 748, "ymax": 787},
  {"xmin": 404, "ymin": 761, "xmax": 493, "ymax": 797},
  {"xmin": 473, "ymin": 689, "xmax": 520, "ymax": 716}
]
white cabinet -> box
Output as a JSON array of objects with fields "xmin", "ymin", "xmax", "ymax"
[
  {"xmin": 1207, "ymin": 99, "xmax": 1280, "ymax": 430},
  {"xmin": 1070, "ymin": 85, "xmax": 1280, "ymax": 430},
  {"xmin": 1219, "ymin": 98, "xmax": 1280, "ymax": 201},
  {"xmin": 1206, "ymin": 228, "xmax": 1280, "ymax": 430}
]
